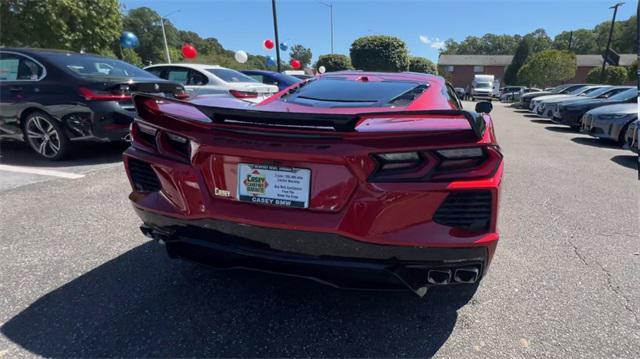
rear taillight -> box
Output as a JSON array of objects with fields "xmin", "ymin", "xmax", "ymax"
[
  {"xmin": 78, "ymin": 87, "xmax": 130, "ymax": 101},
  {"xmin": 370, "ymin": 146, "xmax": 502, "ymax": 182},
  {"xmin": 229, "ymin": 90, "xmax": 258, "ymax": 99},
  {"xmin": 175, "ymin": 87, "xmax": 189, "ymax": 100}
]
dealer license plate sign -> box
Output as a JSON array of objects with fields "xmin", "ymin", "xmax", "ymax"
[{"xmin": 237, "ymin": 164, "xmax": 311, "ymax": 208}]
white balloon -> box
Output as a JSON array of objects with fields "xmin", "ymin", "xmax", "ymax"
[
  {"xmin": 318, "ymin": 66, "xmax": 326, "ymax": 74},
  {"xmin": 234, "ymin": 50, "xmax": 248, "ymax": 64}
]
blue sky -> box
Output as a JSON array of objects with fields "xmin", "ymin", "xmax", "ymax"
[{"xmin": 122, "ymin": 0, "xmax": 637, "ymax": 63}]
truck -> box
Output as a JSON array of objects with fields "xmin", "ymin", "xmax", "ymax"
[{"xmin": 471, "ymin": 74, "xmax": 495, "ymax": 101}]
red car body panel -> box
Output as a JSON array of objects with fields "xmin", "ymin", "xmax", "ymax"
[{"xmin": 123, "ymin": 71, "xmax": 503, "ymax": 295}]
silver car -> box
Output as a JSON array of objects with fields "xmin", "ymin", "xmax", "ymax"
[
  {"xmin": 623, "ymin": 119, "xmax": 639, "ymax": 153},
  {"xmin": 581, "ymin": 103, "xmax": 638, "ymax": 144}
]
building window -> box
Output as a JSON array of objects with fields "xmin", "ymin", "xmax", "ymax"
[
  {"xmin": 444, "ymin": 65, "xmax": 454, "ymax": 72},
  {"xmin": 473, "ymin": 65, "xmax": 484, "ymax": 73}
]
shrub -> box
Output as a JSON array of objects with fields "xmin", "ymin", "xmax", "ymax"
[
  {"xmin": 627, "ymin": 60, "xmax": 637, "ymax": 82},
  {"xmin": 408, "ymin": 56, "xmax": 437, "ymax": 74},
  {"xmin": 517, "ymin": 50, "xmax": 576, "ymax": 87},
  {"xmin": 315, "ymin": 54, "xmax": 352, "ymax": 72},
  {"xmin": 349, "ymin": 35, "xmax": 410, "ymax": 72},
  {"xmin": 586, "ymin": 66, "xmax": 630, "ymax": 85}
]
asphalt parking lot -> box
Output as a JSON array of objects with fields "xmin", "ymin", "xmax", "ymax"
[{"xmin": 0, "ymin": 101, "xmax": 638, "ymax": 358}]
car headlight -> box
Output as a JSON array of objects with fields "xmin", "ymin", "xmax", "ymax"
[{"xmin": 600, "ymin": 113, "xmax": 635, "ymax": 120}]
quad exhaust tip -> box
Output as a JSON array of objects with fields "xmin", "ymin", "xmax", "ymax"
[
  {"xmin": 427, "ymin": 269, "xmax": 452, "ymax": 285},
  {"xmin": 454, "ymin": 267, "xmax": 480, "ymax": 284}
]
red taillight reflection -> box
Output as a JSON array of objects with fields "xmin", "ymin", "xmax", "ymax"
[{"xmin": 229, "ymin": 90, "xmax": 258, "ymax": 99}]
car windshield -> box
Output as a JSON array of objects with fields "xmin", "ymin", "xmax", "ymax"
[
  {"xmin": 475, "ymin": 82, "xmax": 491, "ymax": 88},
  {"xmin": 285, "ymin": 78, "xmax": 426, "ymax": 107},
  {"xmin": 207, "ymin": 68, "xmax": 257, "ymax": 83},
  {"xmin": 47, "ymin": 53, "xmax": 155, "ymax": 78},
  {"xmin": 582, "ymin": 87, "xmax": 613, "ymax": 98},
  {"xmin": 560, "ymin": 85, "xmax": 586, "ymax": 94},
  {"xmin": 607, "ymin": 88, "xmax": 638, "ymax": 101},
  {"xmin": 567, "ymin": 86, "xmax": 592, "ymax": 95}
]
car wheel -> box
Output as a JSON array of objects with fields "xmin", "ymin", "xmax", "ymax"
[
  {"xmin": 23, "ymin": 111, "xmax": 71, "ymax": 160},
  {"xmin": 618, "ymin": 124, "xmax": 630, "ymax": 145}
]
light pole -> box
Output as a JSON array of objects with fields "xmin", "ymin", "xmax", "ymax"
[
  {"xmin": 160, "ymin": 10, "xmax": 180, "ymax": 63},
  {"xmin": 600, "ymin": 2, "xmax": 624, "ymax": 83},
  {"xmin": 318, "ymin": 1, "xmax": 334, "ymax": 54},
  {"xmin": 271, "ymin": 0, "xmax": 282, "ymax": 72}
]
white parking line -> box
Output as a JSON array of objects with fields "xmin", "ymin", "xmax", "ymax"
[{"xmin": 0, "ymin": 164, "xmax": 85, "ymax": 179}]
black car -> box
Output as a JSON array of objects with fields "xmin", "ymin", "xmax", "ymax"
[
  {"xmin": 0, "ymin": 48, "xmax": 188, "ymax": 160},
  {"xmin": 519, "ymin": 84, "xmax": 588, "ymax": 109},
  {"xmin": 551, "ymin": 88, "xmax": 637, "ymax": 127}
]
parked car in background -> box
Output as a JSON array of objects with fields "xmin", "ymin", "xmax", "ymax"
[
  {"xmin": 454, "ymin": 87, "xmax": 466, "ymax": 99},
  {"xmin": 550, "ymin": 87, "xmax": 635, "ymax": 126},
  {"xmin": 512, "ymin": 87, "xmax": 542, "ymax": 102},
  {"xmin": 623, "ymin": 119, "xmax": 639, "ymax": 153},
  {"xmin": 532, "ymin": 85, "xmax": 606, "ymax": 116},
  {"xmin": 240, "ymin": 70, "xmax": 302, "ymax": 91},
  {"xmin": 124, "ymin": 71, "xmax": 503, "ymax": 297},
  {"xmin": 520, "ymin": 84, "xmax": 587, "ymax": 109},
  {"xmin": 471, "ymin": 74, "xmax": 494, "ymax": 101},
  {"xmin": 145, "ymin": 63, "xmax": 278, "ymax": 103},
  {"xmin": 499, "ymin": 86, "xmax": 525, "ymax": 102},
  {"xmin": 0, "ymin": 48, "xmax": 187, "ymax": 160},
  {"xmin": 283, "ymin": 70, "xmax": 313, "ymax": 80},
  {"xmin": 580, "ymin": 100, "xmax": 638, "ymax": 143}
]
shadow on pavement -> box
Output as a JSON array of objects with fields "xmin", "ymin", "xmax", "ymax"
[
  {"xmin": 571, "ymin": 137, "xmax": 621, "ymax": 149},
  {"xmin": 0, "ymin": 141, "xmax": 128, "ymax": 168},
  {"xmin": 523, "ymin": 114, "xmax": 542, "ymax": 119},
  {"xmin": 544, "ymin": 126, "xmax": 576, "ymax": 133},
  {"xmin": 1, "ymin": 242, "xmax": 477, "ymax": 357},
  {"xmin": 610, "ymin": 155, "xmax": 639, "ymax": 171},
  {"xmin": 530, "ymin": 119, "xmax": 553, "ymax": 124}
]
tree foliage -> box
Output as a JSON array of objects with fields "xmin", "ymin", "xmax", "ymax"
[
  {"xmin": 586, "ymin": 66, "xmax": 629, "ymax": 85},
  {"xmin": 517, "ymin": 50, "xmax": 576, "ymax": 87},
  {"xmin": 504, "ymin": 39, "xmax": 530, "ymax": 85},
  {"xmin": 350, "ymin": 35, "xmax": 410, "ymax": 72},
  {"xmin": 315, "ymin": 54, "xmax": 352, "ymax": 72},
  {"xmin": 0, "ymin": 0, "xmax": 122, "ymax": 53},
  {"xmin": 553, "ymin": 29, "xmax": 598, "ymax": 53},
  {"xmin": 408, "ymin": 56, "xmax": 437, "ymax": 74},
  {"xmin": 289, "ymin": 44, "xmax": 312, "ymax": 68},
  {"xmin": 628, "ymin": 60, "xmax": 638, "ymax": 82}
]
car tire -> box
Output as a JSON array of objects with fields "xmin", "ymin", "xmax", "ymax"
[
  {"xmin": 618, "ymin": 124, "xmax": 630, "ymax": 145},
  {"xmin": 23, "ymin": 111, "xmax": 71, "ymax": 160}
]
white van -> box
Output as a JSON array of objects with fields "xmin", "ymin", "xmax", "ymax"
[{"xmin": 471, "ymin": 74, "xmax": 494, "ymax": 101}]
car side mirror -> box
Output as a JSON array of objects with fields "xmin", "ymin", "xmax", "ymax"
[{"xmin": 475, "ymin": 101, "xmax": 493, "ymax": 114}]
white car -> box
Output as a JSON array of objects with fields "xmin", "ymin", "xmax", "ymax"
[
  {"xmin": 530, "ymin": 85, "xmax": 604, "ymax": 115},
  {"xmin": 145, "ymin": 63, "xmax": 279, "ymax": 103}
]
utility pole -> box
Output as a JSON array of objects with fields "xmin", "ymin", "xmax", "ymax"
[
  {"xmin": 567, "ymin": 31, "xmax": 573, "ymax": 50},
  {"xmin": 271, "ymin": 0, "xmax": 282, "ymax": 72},
  {"xmin": 600, "ymin": 2, "xmax": 624, "ymax": 83},
  {"xmin": 159, "ymin": 10, "xmax": 180, "ymax": 64},
  {"xmin": 318, "ymin": 1, "xmax": 334, "ymax": 53}
]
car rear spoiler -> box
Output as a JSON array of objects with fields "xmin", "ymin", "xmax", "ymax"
[{"xmin": 133, "ymin": 93, "xmax": 487, "ymax": 140}]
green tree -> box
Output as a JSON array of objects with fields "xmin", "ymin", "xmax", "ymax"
[
  {"xmin": 350, "ymin": 35, "xmax": 409, "ymax": 72},
  {"xmin": 518, "ymin": 50, "xmax": 576, "ymax": 87},
  {"xmin": 0, "ymin": 0, "xmax": 122, "ymax": 54},
  {"xmin": 522, "ymin": 29, "xmax": 552, "ymax": 53},
  {"xmin": 594, "ymin": 16, "xmax": 637, "ymax": 53},
  {"xmin": 408, "ymin": 56, "xmax": 437, "ymax": 74},
  {"xmin": 553, "ymin": 29, "xmax": 598, "ymax": 53},
  {"xmin": 120, "ymin": 48, "xmax": 143, "ymax": 67},
  {"xmin": 504, "ymin": 39, "xmax": 530, "ymax": 85},
  {"xmin": 586, "ymin": 66, "xmax": 629, "ymax": 85},
  {"xmin": 122, "ymin": 7, "xmax": 180, "ymax": 64},
  {"xmin": 628, "ymin": 60, "xmax": 638, "ymax": 82},
  {"xmin": 289, "ymin": 44, "xmax": 312, "ymax": 68},
  {"xmin": 315, "ymin": 54, "xmax": 352, "ymax": 72}
]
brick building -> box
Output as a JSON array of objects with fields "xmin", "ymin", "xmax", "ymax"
[{"xmin": 438, "ymin": 54, "xmax": 637, "ymax": 88}]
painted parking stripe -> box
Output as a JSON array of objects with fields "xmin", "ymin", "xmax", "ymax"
[{"xmin": 0, "ymin": 164, "xmax": 85, "ymax": 179}]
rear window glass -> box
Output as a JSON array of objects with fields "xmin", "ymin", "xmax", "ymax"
[
  {"xmin": 207, "ymin": 68, "xmax": 257, "ymax": 83},
  {"xmin": 608, "ymin": 88, "xmax": 637, "ymax": 101},
  {"xmin": 45, "ymin": 53, "xmax": 155, "ymax": 79},
  {"xmin": 284, "ymin": 78, "xmax": 426, "ymax": 107}
]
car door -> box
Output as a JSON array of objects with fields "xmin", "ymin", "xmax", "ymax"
[{"xmin": 0, "ymin": 51, "xmax": 46, "ymax": 139}]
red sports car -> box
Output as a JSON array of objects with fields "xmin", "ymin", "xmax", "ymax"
[{"xmin": 123, "ymin": 71, "xmax": 503, "ymax": 296}]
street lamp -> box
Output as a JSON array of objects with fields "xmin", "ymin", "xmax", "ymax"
[
  {"xmin": 160, "ymin": 10, "xmax": 180, "ymax": 63},
  {"xmin": 600, "ymin": 2, "xmax": 624, "ymax": 83},
  {"xmin": 317, "ymin": 1, "xmax": 334, "ymax": 54},
  {"xmin": 271, "ymin": 0, "xmax": 282, "ymax": 72}
]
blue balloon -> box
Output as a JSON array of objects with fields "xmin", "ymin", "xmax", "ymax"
[
  {"xmin": 120, "ymin": 31, "xmax": 139, "ymax": 49},
  {"xmin": 279, "ymin": 42, "xmax": 288, "ymax": 52},
  {"xmin": 266, "ymin": 55, "xmax": 276, "ymax": 66}
]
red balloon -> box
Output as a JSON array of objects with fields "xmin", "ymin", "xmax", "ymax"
[
  {"xmin": 263, "ymin": 39, "xmax": 274, "ymax": 50},
  {"xmin": 181, "ymin": 43, "xmax": 197, "ymax": 59},
  {"xmin": 290, "ymin": 59, "xmax": 301, "ymax": 69}
]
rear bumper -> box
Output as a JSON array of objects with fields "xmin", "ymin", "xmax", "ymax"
[{"xmin": 136, "ymin": 208, "xmax": 491, "ymax": 296}]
